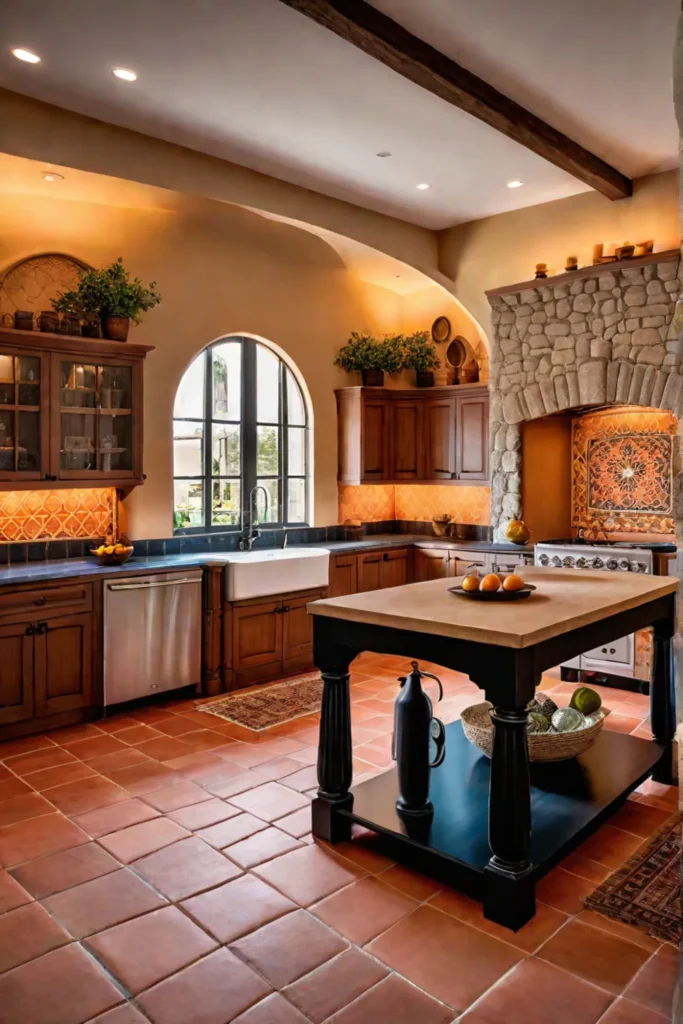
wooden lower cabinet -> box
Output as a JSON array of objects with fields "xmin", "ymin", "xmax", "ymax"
[
  {"xmin": 0, "ymin": 582, "xmax": 98, "ymax": 739},
  {"xmin": 0, "ymin": 622, "xmax": 34, "ymax": 726},
  {"xmin": 34, "ymin": 613, "xmax": 94, "ymax": 717},
  {"xmin": 226, "ymin": 588, "xmax": 324, "ymax": 689},
  {"xmin": 414, "ymin": 547, "xmax": 456, "ymax": 582},
  {"xmin": 329, "ymin": 554, "xmax": 358, "ymax": 598},
  {"xmin": 358, "ymin": 551, "xmax": 383, "ymax": 593}
]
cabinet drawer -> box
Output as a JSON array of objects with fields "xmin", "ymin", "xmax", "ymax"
[{"xmin": 0, "ymin": 583, "xmax": 93, "ymax": 623}]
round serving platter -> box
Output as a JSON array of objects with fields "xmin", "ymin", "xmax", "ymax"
[{"xmin": 448, "ymin": 583, "xmax": 537, "ymax": 602}]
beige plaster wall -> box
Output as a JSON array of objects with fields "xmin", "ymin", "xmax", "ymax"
[
  {"xmin": 439, "ymin": 170, "xmax": 680, "ymax": 337},
  {"xmin": 0, "ymin": 188, "xmax": 406, "ymax": 537},
  {"xmin": 0, "ymin": 88, "xmax": 437, "ymax": 283}
]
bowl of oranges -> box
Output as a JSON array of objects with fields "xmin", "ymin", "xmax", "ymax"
[
  {"xmin": 90, "ymin": 538, "xmax": 134, "ymax": 565},
  {"xmin": 449, "ymin": 570, "xmax": 535, "ymax": 601}
]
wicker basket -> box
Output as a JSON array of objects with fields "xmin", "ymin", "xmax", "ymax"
[{"xmin": 461, "ymin": 701, "xmax": 608, "ymax": 762}]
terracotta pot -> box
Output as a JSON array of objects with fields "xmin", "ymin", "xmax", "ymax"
[
  {"xmin": 103, "ymin": 315, "xmax": 130, "ymax": 342},
  {"xmin": 416, "ymin": 371, "xmax": 435, "ymax": 387},
  {"xmin": 362, "ymin": 368, "xmax": 384, "ymax": 387}
]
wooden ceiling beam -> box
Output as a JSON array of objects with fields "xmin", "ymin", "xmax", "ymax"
[{"xmin": 278, "ymin": 0, "xmax": 632, "ymax": 201}]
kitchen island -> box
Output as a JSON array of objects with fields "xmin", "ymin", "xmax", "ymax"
[{"xmin": 307, "ymin": 567, "xmax": 677, "ymax": 930}]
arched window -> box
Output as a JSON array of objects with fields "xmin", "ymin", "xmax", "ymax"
[{"xmin": 173, "ymin": 337, "xmax": 310, "ymax": 532}]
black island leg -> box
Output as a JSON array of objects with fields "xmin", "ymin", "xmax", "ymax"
[
  {"xmin": 311, "ymin": 623, "xmax": 358, "ymax": 843},
  {"xmin": 483, "ymin": 704, "xmax": 535, "ymax": 930},
  {"xmin": 651, "ymin": 598, "xmax": 676, "ymax": 785}
]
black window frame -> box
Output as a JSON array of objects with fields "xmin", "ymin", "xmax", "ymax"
[{"xmin": 173, "ymin": 336, "xmax": 310, "ymax": 534}]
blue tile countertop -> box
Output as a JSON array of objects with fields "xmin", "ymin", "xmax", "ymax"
[{"xmin": 0, "ymin": 535, "xmax": 533, "ymax": 588}]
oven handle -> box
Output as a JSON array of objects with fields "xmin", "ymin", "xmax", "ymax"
[{"xmin": 106, "ymin": 578, "xmax": 200, "ymax": 591}]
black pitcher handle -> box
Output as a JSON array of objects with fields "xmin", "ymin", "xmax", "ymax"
[
  {"xmin": 429, "ymin": 718, "xmax": 446, "ymax": 768},
  {"xmin": 410, "ymin": 661, "xmax": 443, "ymax": 703}
]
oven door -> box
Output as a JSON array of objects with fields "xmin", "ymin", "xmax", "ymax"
[{"xmin": 580, "ymin": 633, "xmax": 635, "ymax": 677}]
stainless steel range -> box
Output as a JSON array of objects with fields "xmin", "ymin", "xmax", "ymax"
[{"xmin": 534, "ymin": 540, "xmax": 654, "ymax": 683}]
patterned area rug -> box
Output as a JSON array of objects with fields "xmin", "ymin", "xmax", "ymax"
[
  {"xmin": 584, "ymin": 812, "xmax": 681, "ymax": 944},
  {"xmin": 196, "ymin": 673, "xmax": 323, "ymax": 731}
]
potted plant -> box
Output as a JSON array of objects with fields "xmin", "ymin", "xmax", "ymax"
[
  {"xmin": 403, "ymin": 330, "xmax": 440, "ymax": 387},
  {"xmin": 334, "ymin": 333, "xmax": 384, "ymax": 386},
  {"xmin": 53, "ymin": 257, "xmax": 161, "ymax": 341}
]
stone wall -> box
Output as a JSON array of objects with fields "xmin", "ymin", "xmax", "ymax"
[{"xmin": 486, "ymin": 254, "xmax": 683, "ymax": 533}]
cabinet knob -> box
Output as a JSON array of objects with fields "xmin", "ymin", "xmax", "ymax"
[
  {"xmin": 274, "ymin": 607, "xmax": 282, "ymax": 614},
  {"xmin": 283, "ymin": 605, "xmax": 290, "ymax": 613},
  {"xmin": 34, "ymin": 596, "xmax": 47, "ymax": 606},
  {"xmin": 383, "ymin": 552, "xmax": 389, "ymax": 561}
]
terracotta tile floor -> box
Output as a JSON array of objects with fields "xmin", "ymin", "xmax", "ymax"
[{"xmin": 0, "ymin": 654, "xmax": 679, "ymax": 1023}]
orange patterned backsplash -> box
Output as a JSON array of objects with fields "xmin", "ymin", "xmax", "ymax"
[
  {"xmin": 0, "ymin": 488, "xmax": 117, "ymax": 543},
  {"xmin": 572, "ymin": 407, "xmax": 677, "ymax": 537},
  {"xmin": 338, "ymin": 484, "xmax": 490, "ymax": 524}
]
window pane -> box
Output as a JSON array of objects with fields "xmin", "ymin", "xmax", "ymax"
[
  {"xmin": 174, "ymin": 355, "xmax": 205, "ymax": 419},
  {"xmin": 173, "ymin": 421, "xmax": 203, "ymax": 476},
  {"xmin": 212, "ymin": 423, "xmax": 240, "ymax": 476},
  {"xmin": 257, "ymin": 425, "xmax": 279, "ymax": 475},
  {"xmin": 287, "ymin": 369, "xmax": 305, "ymax": 426},
  {"xmin": 257, "ymin": 345, "xmax": 279, "ymax": 424},
  {"xmin": 212, "ymin": 479, "xmax": 241, "ymax": 526},
  {"xmin": 212, "ymin": 342, "xmax": 241, "ymax": 420},
  {"xmin": 287, "ymin": 478, "xmax": 306, "ymax": 523},
  {"xmin": 287, "ymin": 427, "xmax": 305, "ymax": 476},
  {"xmin": 256, "ymin": 479, "xmax": 278, "ymax": 523},
  {"xmin": 174, "ymin": 480, "xmax": 203, "ymax": 529}
]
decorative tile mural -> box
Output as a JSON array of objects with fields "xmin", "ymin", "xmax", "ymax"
[
  {"xmin": 572, "ymin": 409, "xmax": 677, "ymax": 536},
  {"xmin": 0, "ymin": 488, "xmax": 117, "ymax": 542},
  {"xmin": 338, "ymin": 483, "xmax": 490, "ymax": 525}
]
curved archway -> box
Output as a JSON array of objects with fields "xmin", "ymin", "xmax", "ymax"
[{"xmin": 172, "ymin": 334, "xmax": 312, "ymax": 533}]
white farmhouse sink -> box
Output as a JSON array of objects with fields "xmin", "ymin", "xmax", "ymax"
[{"xmin": 223, "ymin": 547, "xmax": 330, "ymax": 601}]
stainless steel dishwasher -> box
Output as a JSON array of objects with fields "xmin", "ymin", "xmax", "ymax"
[{"xmin": 103, "ymin": 570, "xmax": 203, "ymax": 706}]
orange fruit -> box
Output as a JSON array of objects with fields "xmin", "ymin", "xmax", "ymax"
[
  {"xmin": 480, "ymin": 573, "xmax": 501, "ymax": 592},
  {"xmin": 461, "ymin": 574, "xmax": 480, "ymax": 592},
  {"xmin": 503, "ymin": 573, "xmax": 525, "ymax": 592}
]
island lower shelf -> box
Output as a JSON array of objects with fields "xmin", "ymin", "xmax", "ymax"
[{"xmin": 338, "ymin": 722, "xmax": 664, "ymax": 896}]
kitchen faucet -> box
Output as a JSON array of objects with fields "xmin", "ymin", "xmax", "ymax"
[{"xmin": 239, "ymin": 485, "xmax": 269, "ymax": 550}]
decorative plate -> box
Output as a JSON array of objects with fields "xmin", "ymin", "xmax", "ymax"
[
  {"xmin": 431, "ymin": 316, "xmax": 451, "ymax": 343},
  {"xmin": 448, "ymin": 583, "xmax": 537, "ymax": 601}
]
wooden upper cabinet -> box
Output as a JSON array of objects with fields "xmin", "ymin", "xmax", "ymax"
[
  {"xmin": 336, "ymin": 385, "xmax": 488, "ymax": 485},
  {"xmin": 0, "ymin": 327, "xmax": 153, "ymax": 489},
  {"xmin": 456, "ymin": 393, "xmax": 489, "ymax": 481},
  {"xmin": 425, "ymin": 398, "xmax": 456, "ymax": 480},
  {"xmin": 389, "ymin": 400, "xmax": 423, "ymax": 480}
]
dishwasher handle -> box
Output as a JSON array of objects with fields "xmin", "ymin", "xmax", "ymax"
[{"xmin": 107, "ymin": 578, "xmax": 201, "ymax": 592}]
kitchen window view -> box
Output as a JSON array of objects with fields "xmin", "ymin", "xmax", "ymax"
[{"xmin": 173, "ymin": 336, "xmax": 310, "ymax": 531}]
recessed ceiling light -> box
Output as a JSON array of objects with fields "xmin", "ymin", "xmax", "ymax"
[
  {"xmin": 11, "ymin": 47, "xmax": 41, "ymax": 64},
  {"xmin": 507, "ymin": 180, "xmax": 524, "ymax": 189},
  {"xmin": 42, "ymin": 171, "xmax": 64, "ymax": 182},
  {"xmin": 376, "ymin": 151, "xmax": 391, "ymax": 158},
  {"xmin": 113, "ymin": 67, "xmax": 137, "ymax": 82},
  {"xmin": 416, "ymin": 183, "xmax": 431, "ymax": 191}
]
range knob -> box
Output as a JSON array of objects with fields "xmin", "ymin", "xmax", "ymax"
[
  {"xmin": 606, "ymin": 558, "xmax": 618, "ymax": 570},
  {"xmin": 538, "ymin": 554, "xmax": 550, "ymax": 566},
  {"xmin": 591, "ymin": 557, "xmax": 604, "ymax": 569},
  {"xmin": 562, "ymin": 556, "xmax": 575, "ymax": 568},
  {"xmin": 575, "ymin": 557, "xmax": 587, "ymax": 568},
  {"xmin": 618, "ymin": 558, "xmax": 630, "ymax": 571},
  {"xmin": 551, "ymin": 555, "xmax": 562, "ymax": 567},
  {"xmin": 638, "ymin": 562, "xmax": 649, "ymax": 574},
  {"xmin": 630, "ymin": 560, "xmax": 641, "ymax": 573}
]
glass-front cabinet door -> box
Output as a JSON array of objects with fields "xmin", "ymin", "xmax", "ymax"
[
  {"xmin": 51, "ymin": 356, "xmax": 140, "ymax": 482},
  {"xmin": 0, "ymin": 349, "xmax": 49, "ymax": 482}
]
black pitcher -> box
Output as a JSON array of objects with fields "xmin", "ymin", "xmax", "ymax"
[{"xmin": 392, "ymin": 661, "xmax": 446, "ymax": 815}]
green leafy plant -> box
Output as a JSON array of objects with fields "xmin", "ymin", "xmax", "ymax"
[
  {"xmin": 52, "ymin": 257, "xmax": 161, "ymax": 324},
  {"xmin": 334, "ymin": 333, "xmax": 383, "ymax": 373},
  {"xmin": 402, "ymin": 330, "xmax": 440, "ymax": 372},
  {"xmin": 379, "ymin": 334, "xmax": 405, "ymax": 373}
]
